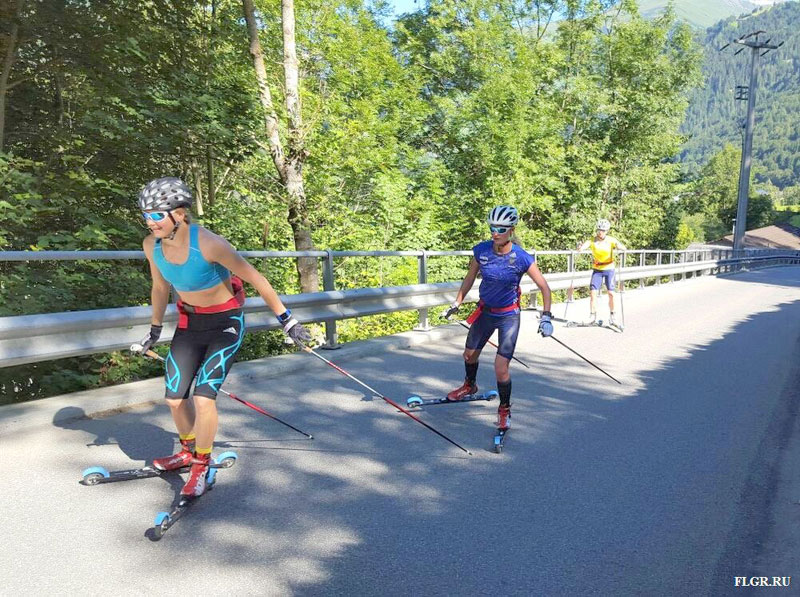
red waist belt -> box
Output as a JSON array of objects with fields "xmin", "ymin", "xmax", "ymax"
[
  {"xmin": 466, "ymin": 300, "xmax": 520, "ymax": 325},
  {"xmin": 593, "ymin": 258, "xmax": 613, "ymax": 267},
  {"xmin": 177, "ymin": 276, "xmax": 245, "ymax": 329}
]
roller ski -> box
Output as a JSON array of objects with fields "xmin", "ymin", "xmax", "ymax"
[
  {"xmin": 80, "ymin": 451, "xmax": 237, "ymax": 486},
  {"xmin": 493, "ymin": 405, "xmax": 511, "ymax": 453},
  {"xmin": 406, "ymin": 390, "xmax": 498, "ymax": 408},
  {"xmin": 566, "ymin": 317, "xmax": 622, "ymax": 333},
  {"xmin": 151, "ymin": 452, "xmax": 235, "ymax": 540}
]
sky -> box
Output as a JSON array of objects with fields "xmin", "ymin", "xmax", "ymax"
[{"xmin": 389, "ymin": 0, "xmax": 423, "ymax": 17}]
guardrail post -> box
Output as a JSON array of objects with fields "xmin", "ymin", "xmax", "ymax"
[
  {"xmin": 639, "ymin": 252, "xmax": 645, "ymax": 288},
  {"xmin": 321, "ymin": 250, "xmax": 339, "ymax": 349},
  {"xmin": 655, "ymin": 251, "xmax": 662, "ymax": 285},
  {"xmin": 680, "ymin": 251, "xmax": 686, "ymax": 281},
  {"xmin": 669, "ymin": 251, "xmax": 675, "ymax": 283},
  {"xmin": 414, "ymin": 251, "xmax": 431, "ymax": 331}
]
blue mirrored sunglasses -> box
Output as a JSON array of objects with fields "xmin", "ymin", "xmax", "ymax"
[
  {"xmin": 142, "ymin": 211, "xmax": 170, "ymax": 222},
  {"xmin": 489, "ymin": 225, "xmax": 510, "ymax": 234}
]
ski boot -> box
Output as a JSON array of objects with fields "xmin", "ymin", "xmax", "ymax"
[
  {"xmin": 180, "ymin": 453, "xmax": 211, "ymax": 498},
  {"xmin": 447, "ymin": 379, "xmax": 478, "ymax": 401},
  {"xmin": 496, "ymin": 405, "xmax": 511, "ymax": 430},
  {"xmin": 609, "ymin": 312, "xmax": 617, "ymax": 326},
  {"xmin": 152, "ymin": 437, "xmax": 195, "ymax": 471}
]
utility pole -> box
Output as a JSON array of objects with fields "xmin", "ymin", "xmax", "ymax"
[{"xmin": 719, "ymin": 31, "xmax": 782, "ymax": 251}]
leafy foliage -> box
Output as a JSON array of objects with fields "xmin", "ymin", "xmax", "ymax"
[{"xmin": 1, "ymin": 0, "xmax": 707, "ymax": 402}]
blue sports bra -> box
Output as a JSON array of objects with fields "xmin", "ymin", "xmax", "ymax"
[{"xmin": 153, "ymin": 225, "xmax": 230, "ymax": 291}]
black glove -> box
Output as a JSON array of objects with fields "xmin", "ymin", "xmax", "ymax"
[
  {"xmin": 138, "ymin": 324, "xmax": 162, "ymax": 353},
  {"xmin": 538, "ymin": 311, "xmax": 553, "ymax": 337},
  {"xmin": 442, "ymin": 302, "xmax": 460, "ymax": 321},
  {"xmin": 278, "ymin": 310, "xmax": 312, "ymax": 346}
]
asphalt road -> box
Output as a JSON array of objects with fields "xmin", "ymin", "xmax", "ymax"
[{"xmin": 3, "ymin": 267, "xmax": 800, "ymax": 596}]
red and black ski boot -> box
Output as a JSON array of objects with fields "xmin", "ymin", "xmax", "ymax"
[
  {"xmin": 181, "ymin": 452, "xmax": 211, "ymax": 498},
  {"xmin": 496, "ymin": 405, "xmax": 511, "ymax": 430},
  {"xmin": 447, "ymin": 379, "xmax": 478, "ymax": 401},
  {"xmin": 152, "ymin": 437, "xmax": 195, "ymax": 471}
]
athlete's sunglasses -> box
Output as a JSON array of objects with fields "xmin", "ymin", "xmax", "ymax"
[
  {"xmin": 489, "ymin": 225, "xmax": 510, "ymax": 234},
  {"xmin": 142, "ymin": 211, "xmax": 171, "ymax": 222}
]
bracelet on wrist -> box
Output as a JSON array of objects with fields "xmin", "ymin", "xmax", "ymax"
[{"xmin": 277, "ymin": 309, "xmax": 292, "ymax": 324}]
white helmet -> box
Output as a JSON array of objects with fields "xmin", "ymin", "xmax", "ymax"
[
  {"xmin": 596, "ymin": 218, "xmax": 611, "ymax": 232},
  {"xmin": 488, "ymin": 205, "xmax": 519, "ymax": 227},
  {"xmin": 138, "ymin": 177, "xmax": 192, "ymax": 212}
]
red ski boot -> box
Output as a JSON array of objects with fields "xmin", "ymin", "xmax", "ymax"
[
  {"xmin": 447, "ymin": 379, "xmax": 478, "ymax": 401},
  {"xmin": 181, "ymin": 453, "xmax": 211, "ymax": 498},
  {"xmin": 496, "ymin": 405, "xmax": 511, "ymax": 430},
  {"xmin": 152, "ymin": 438, "xmax": 195, "ymax": 471}
]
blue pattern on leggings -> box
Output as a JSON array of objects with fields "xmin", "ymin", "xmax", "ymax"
[{"xmin": 195, "ymin": 312, "xmax": 245, "ymax": 392}]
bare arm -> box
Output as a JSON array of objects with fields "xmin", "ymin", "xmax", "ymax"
[
  {"xmin": 526, "ymin": 262, "xmax": 552, "ymax": 312},
  {"xmin": 203, "ymin": 234, "xmax": 288, "ymax": 316},
  {"xmin": 143, "ymin": 237, "xmax": 171, "ymax": 325},
  {"xmin": 454, "ymin": 258, "xmax": 480, "ymax": 305}
]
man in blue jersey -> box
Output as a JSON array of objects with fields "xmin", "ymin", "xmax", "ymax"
[{"xmin": 443, "ymin": 206, "xmax": 553, "ymax": 431}]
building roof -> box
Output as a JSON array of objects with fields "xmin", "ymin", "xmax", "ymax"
[{"xmin": 708, "ymin": 223, "xmax": 800, "ymax": 249}]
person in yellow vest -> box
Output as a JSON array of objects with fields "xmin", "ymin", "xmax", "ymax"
[{"xmin": 576, "ymin": 219, "xmax": 626, "ymax": 325}]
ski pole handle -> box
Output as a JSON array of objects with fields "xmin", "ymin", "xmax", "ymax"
[{"xmin": 130, "ymin": 343, "xmax": 164, "ymax": 362}]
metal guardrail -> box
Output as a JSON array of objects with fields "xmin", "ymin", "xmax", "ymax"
[{"xmin": 1, "ymin": 247, "xmax": 798, "ymax": 367}]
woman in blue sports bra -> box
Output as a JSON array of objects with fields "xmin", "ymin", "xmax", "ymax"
[
  {"xmin": 442, "ymin": 206, "xmax": 553, "ymax": 433},
  {"xmin": 136, "ymin": 176, "xmax": 312, "ymax": 498}
]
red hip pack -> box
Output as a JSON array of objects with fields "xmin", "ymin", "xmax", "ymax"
[{"xmin": 176, "ymin": 276, "xmax": 245, "ymax": 329}]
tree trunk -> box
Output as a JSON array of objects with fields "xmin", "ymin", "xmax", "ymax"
[
  {"xmin": 241, "ymin": 0, "xmax": 318, "ymax": 292},
  {"xmin": 280, "ymin": 0, "xmax": 317, "ymax": 291},
  {"xmin": 206, "ymin": 143, "xmax": 215, "ymax": 211},
  {"xmin": 0, "ymin": 0, "xmax": 24, "ymax": 153},
  {"xmin": 242, "ymin": 0, "xmax": 285, "ymax": 175}
]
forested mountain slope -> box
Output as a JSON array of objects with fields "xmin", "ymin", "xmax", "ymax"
[{"xmin": 680, "ymin": 0, "xmax": 800, "ymax": 187}]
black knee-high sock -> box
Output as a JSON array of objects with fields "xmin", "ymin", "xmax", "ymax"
[
  {"xmin": 465, "ymin": 361, "xmax": 478, "ymax": 384},
  {"xmin": 497, "ymin": 379, "xmax": 512, "ymax": 407}
]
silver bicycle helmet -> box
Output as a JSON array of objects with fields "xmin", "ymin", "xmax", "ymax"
[{"xmin": 138, "ymin": 177, "xmax": 192, "ymax": 212}]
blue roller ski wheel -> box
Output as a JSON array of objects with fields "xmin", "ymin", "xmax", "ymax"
[
  {"xmin": 81, "ymin": 466, "xmax": 110, "ymax": 485},
  {"xmin": 154, "ymin": 512, "xmax": 170, "ymax": 539},
  {"xmin": 406, "ymin": 395, "xmax": 424, "ymax": 408},
  {"xmin": 215, "ymin": 451, "xmax": 238, "ymax": 468},
  {"xmin": 206, "ymin": 466, "xmax": 218, "ymax": 488},
  {"xmin": 493, "ymin": 434, "xmax": 504, "ymax": 453}
]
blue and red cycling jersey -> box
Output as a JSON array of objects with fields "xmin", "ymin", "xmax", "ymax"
[{"xmin": 472, "ymin": 240, "xmax": 535, "ymax": 315}]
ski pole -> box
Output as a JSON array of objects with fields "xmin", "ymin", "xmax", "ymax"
[
  {"xmin": 564, "ymin": 251, "xmax": 576, "ymax": 321},
  {"xmin": 546, "ymin": 335, "xmax": 622, "ymax": 385},
  {"xmin": 295, "ymin": 342, "xmax": 472, "ymax": 455},
  {"xmin": 618, "ymin": 274, "xmax": 626, "ymax": 330},
  {"xmin": 447, "ymin": 317, "xmax": 530, "ymax": 369},
  {"xmin": 130, "ymin": 344, "xmax": 314, "ymax": 439}
]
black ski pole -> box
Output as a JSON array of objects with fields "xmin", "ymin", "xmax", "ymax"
[
  {"xmin": 131, "ymin": 344, "xmax": 314, "ymax": 439},
  {"xmin": 296, "ymin": 343, "xmax": 472, "ymax": 455},
  {"xmin": 448, "ymin": 317, "xmax": 530, "ymax": 369},
  {"xmin": 547, "ymin": 335, "xmax": 622, "ymax": 385}
]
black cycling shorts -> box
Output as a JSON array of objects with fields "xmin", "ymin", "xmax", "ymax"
[{"xmin": 164, "ymin": 308, "xmax": 245, "ymax": 399}]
